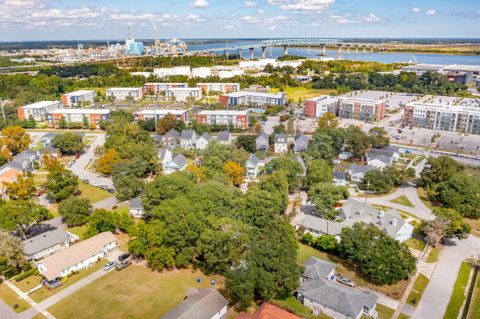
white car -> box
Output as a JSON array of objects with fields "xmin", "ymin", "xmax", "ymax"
[{"xmin": 90, "ymin": 181, "xmax": 99, "ymax": 187}]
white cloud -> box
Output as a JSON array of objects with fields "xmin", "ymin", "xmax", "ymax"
[
  {"xmin": 425, "ymin": 9, "xmax": 436, "ymax": 15},
  {"xmin": 362, "ymin": 13, "xmax": 385, "ymax": 23},
  {"xmin": 267, "ymin": 0, "xmax": 336, "ymax": 11},
  {"xmin": 243, "ymin": 1, "xmax": 258, "ymax": 8},
  {"xmin": 412, "ymin": 7, "xmax": 421, "ymax": 13},
  {"xmin": 192, "ymin": 0, "xmax": 208, "ymax": 9}
]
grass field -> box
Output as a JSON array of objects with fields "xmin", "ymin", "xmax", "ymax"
[
  {"xmin": 30, "ymin": 259, "xmax": 107, "ymax": 302},
  {"xmin": 78, "ymin": 181, "xmax": 113, "ymax": 203},
  {"xmin": 270, "ymin": 87, "xmax": 337, "ymax": 100},
  {"xmin": 48, "ymin": 265, "xmax": 224, "ymax": 319},
  {"xmin": 375, "ymin": 304, "xmax": 395, "ymax": 319},
  {"xmin": 468, "ymin": 270, "xmax": 480, "ymax": 319},
  {"xmin": 416, "ymin": 188, "xmax": 433, "ymax": 210},
  {"xmin": 406, "ymin": 274, "xmax": 429, "ymax": 306},
  {"xmin": 66, "ymin": 225, "xmax": 88, "ymax": 239},
  {"xmin": 426, "ymin": 247, "xmax": 441, "ymax": 263},
  {"xmin": 272, "ymin": 296, "xmax": 332, "ymax": 319},
  {"xmin": 389, "ymin": 195, "xmax": 414, "ymax": 208},
  {"xmin": 443, "ymin": 261, "xmax": 472, "ymax": 319},
  {"xmin": 13, "ymin": 274, "xmax": 44, "ymax": 293},
  {"xmin": 297, "ymin": 243, "xmax": 407, "ymax": 298},
  {"xmin": 404, "ymin": 238, "xmax": 426, "ymax": 252},
  {"xmin": 0, "ymin": 283, "xmax": 30, "ymax": 312}
]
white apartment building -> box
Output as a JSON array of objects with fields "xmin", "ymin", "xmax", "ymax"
[
  {"xmin": 404, "ymin": 100, "xmax": 480, "ymax": 134},
  {"xmin": 165, "ymin": 87, "xmax": 202, "ymax": 102},
  {"xmin": 143, "ymin": 82, "xmax": 188, "ymax": 94},
  {"xmin": 106, "ymin": 88, "xmax": 143, "ymax": 101},
  {"xmin": 153, "ymin": 66, "xmax": 191, "ymax": 77},
  {"xmin": 217, "ymin": 69, "xmax": 244, "ymax": 78},
  {"xmin": 191, "ymin": 67, "xmax": 212, "ymax": 78},
  {"xmin": 61, "ymin": 90, "xmax": 96, "ymax": 107},
  {"xmin": 196, "ymin": 83, "xmax": 240, "ymax": 94},
  {"xmin": 304, "ymin": 95, "xmax": 339, "ymax": 117},
  {"xmin": 17, "ymin": 101, "xmax": 63, "ymax": 122}
]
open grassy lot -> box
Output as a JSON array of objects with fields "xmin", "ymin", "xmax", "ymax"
[
  {"xmin": 389, "ymin": 195, "xmax": 414, "ymax": 208},
  {"xmin": 0, "ymin": 282, "xmax": 30, "ymax": 312},
  {"xmin": 374, "ymin": 304, "xmax": 395, "ymax": 319},
  {"xmin": 406, "ymin": 274, "xmax": 429, "ymax": 306},
  {"xmin": 270, "ymin": 87, "xmax": 337, "ymax": 100},
  {"xmin": 30, "ymin": 259, "xmax": 108, "ymax": 302},
  {"xmin": 48, "ymin": 265, "xmax": 224, "ymax": 319},
  {"xmin": 404, "ymin": 238, "xmax": 426, "ymax": 252},
  {"xmin": 443, "ymin": 261, "xmax": 472, "ymax": 319},
  {"xmin": 297, "ymin": 243, "xmax": 407, "ymax": 299},
  {"xmin": 426, "ymin": 247, "xmax": 441, "ymax": 263},
  {"xmin": 78, "ymin": 181, "xmax": 113, "ymax": 204}
]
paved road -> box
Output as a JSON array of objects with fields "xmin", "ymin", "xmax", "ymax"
[
  {"xmin": 412, "ymin": 236, "xmax": 480, "ymax": 319},
  {"xmin": 0, "ymin": 297, "xmax": 18, "ymax": 319},
  {"xmin": 68, "ymin": 134, "xmax": 114, "ymax": 189},
  {"xmin": 93, "ymin": 196, "xmax": 119, "ymax": 210},
  {"xmin": 263, "ymin": 116, "xmax": 280, "ymax": 135}
]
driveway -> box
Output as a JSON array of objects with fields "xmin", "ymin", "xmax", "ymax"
[
  {"xmin": 68, "ymin": 134, "xmax": 114, "ymax": 189},
  {"xmin": 263, "ymin": 116, "xmax": 280, "ymax": 135},
  {"xmin": 412, "ymin": 236, "xmax": 480, "ymax": 319}
]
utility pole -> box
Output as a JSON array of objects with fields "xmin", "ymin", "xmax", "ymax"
[
  {"xmin": 0, "ymin": 98, "xmax": 5, "ymax": 124},
  {"xmin": 365, "ymin": 180, "xmax": 370, "ymax": 203}
]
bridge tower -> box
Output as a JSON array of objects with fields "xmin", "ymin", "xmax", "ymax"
[
  {"xmin": 261, "ymin": 46, "xmax": 267, "ymax": 59},
  {"xmin": 337, "ymin": 44, "xmax": 343, "ymax": 60},
  {"xmin": 249, "ymin": 47, "xmax": 254, "ymax": 60},
  {"xmin": 283, "ymin": 45, "xmax": 289, "ymax": 56},
  {"xmin": 237, "ymin": 48, "xmax": 243, "ymax": 60}
]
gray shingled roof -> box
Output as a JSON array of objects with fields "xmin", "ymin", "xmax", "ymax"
[
  {"xmin": 200, "ymin": 132, "xmax": 212, "ymax": 141},
  {"xmin": 348, "ymin": 164, "xmax": 376, "ymax": 175},
  {"xmin": 333, "ymin": 171, "xmax": 346, "ymax": 180},
  {"xmin": 294, "ymin": 134, "xmax": 308, "ymax": 143},
  {"xmin": 129, "ymin": 197, "xmax": 143, "ymax": 210},
  {"xmin": 368, "ymin": 154, "xmax": 391, "ymax": 165},
  {"xmin": 172, "ymin": 154, "xmax": 187, "ymax": 167},
  {"xmin": 161, "ymin": 288, "xmax": 228, "ymax": 319},
  {"xmin": 299, "ymin": 257, "xmax": 378, "ymax": 319},
  {"xmin": 165, "ymin": 129, "xmax": 180, "ymax": 139},
  {"xmin": 274, "ymin": 134, "xmax": 288, "ymax": 144},
  {"xmin": 181, "ymin": 129, "xmax": 195, "ymax": 140},
  {"xmin": 22, "ymin": 229, "xmax": 70, "ymax": 256},
  {"xmin": 299, "ymin": 214, "xmax": 345, "ymax": 236},
  {"xmin": 247, "ymin": 153, "xmax": 259, "ymax": 166},
  {"xmin": 217, "ymin": 131, "xmax": 231, "ymax": 142}
]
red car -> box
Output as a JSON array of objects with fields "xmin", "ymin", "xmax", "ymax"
[{"xmin": 75, "ymin": 154, "xmax": 81, "ymax": 159}]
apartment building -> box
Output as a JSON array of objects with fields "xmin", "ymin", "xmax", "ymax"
[
  {"xmin": 48, "ymin": 109, "xmax": 110, "ymax": 128},
  {"xmin": 403, "ymin": 101, "xmax": 480, "ymax": 134},
  {"xmin": 195, "ymin": 110, "xmax": 249, "ymax": 130},
  {"xmin": 153, "ymin": 66, "xmax": 191, "ymax": 77},
  {"xmin": 165, "ymin": 87, "xmax": 202, "ymax": 102},
  {"xmin": 17, "ymin": 101, "xmax": 63, "ymax": 121},
  {"xmin": 106, "ymin": 88, "xmax": 143, "ymax": 101},
  {"xmin": 135, "ymin": 109, "xmax": 188, "ymax": 123},
  {"xmin": 338, "ymin": 97, "xmax": 386, "ymax": 122},
  {"xmin": 304, "ymin": 95, "xmax": 339, "ymax": 117},
  {"xmin": 219, "ymin": 91, "xmax": 286, "ymax": 108},
  {"xmin": 196, "ymin": 83, "xmax": 240, "ymax": 94},
  {"xmin": 61, "ymin": 90, "xmax": 96, "ymax": 107},
  {"xmin": 143, "ymin": 83, "xmax": 188, "ymax": 95}
]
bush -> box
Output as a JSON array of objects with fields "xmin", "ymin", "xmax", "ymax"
[{"xmin": 15, "ymin": 268, "xmax": 38, "ymax": 282}]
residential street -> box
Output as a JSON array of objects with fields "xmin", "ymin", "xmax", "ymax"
[{"xmin": 412, "ymin": 236, "xmax": 480, "ymax": 319}]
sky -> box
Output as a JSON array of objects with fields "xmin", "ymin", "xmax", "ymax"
[{"xmin": 0, "ymin": 0, "xmax": 479, "ymax": 41}]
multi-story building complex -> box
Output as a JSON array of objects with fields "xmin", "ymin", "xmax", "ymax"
[
  {"xmin": 403, "ymin": 101, "xmax": 480, "ymax": 134},
  {"xmin": 338, "ymin": 97, "xmax": 386, "ymax": 122},
  {"xmin": 153, "ymin": 66, "xmax": 191, "ymax": 78},
  {"xmin": 219, "ymin": 91, "xmax": 286, "ymax": 108},
  {"xmin": 402, "ymin": 64, "xmax": 480, "ymax": 85},
  {"xmin": 135, "ymin": 109, "xmax": 188, "ymax": 123},
  {"xmin": 195, "ymin": 110, "xmax": 249, "ymax": 130},
  {"xmin": 196, "ymin": 83, "xmax": 240, "ymax": 94},
  {"xmin": 165, "ymin": 87, "xmax": 202, "ymax": 102},
  {"xmin": 106, "ymin": 88, "xmax": 143, "ymax": 101},
  {"xmin": 48, "ymin": 109, "xmax": 110, "ymax": 128},
  {"xmin": 61, "ymin": 90, "xmax": 96, "ymax": 107},
  {"xmin": 143, "ymin": 83, "xmax": 188, "ymax": 95},
  {"xmin": 304, "ymin": 95, "xmax": 339, "ymax": 117},
  {"xmin": 17, "ymin": 101, "xmax": 63, "ymax": 121},
  {"xmin": 191, "ymin": 67, "xmax": 212, "ymax": 78}
]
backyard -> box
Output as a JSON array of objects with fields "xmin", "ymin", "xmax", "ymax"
[
  {"xmin": 78, "ymin": 181, "xmax": 113, "ymax": 204},
  {"xmin": 48, "ymin": 265, "xmax": 225, "ymax": 319}
]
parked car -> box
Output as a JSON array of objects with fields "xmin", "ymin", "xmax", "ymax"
[
  {"xmin": 103, "ymin": 261, "xmax": 116, "ymax": 271},
  {"xmin": 82, "ymin": 179, "xmax": 90, "ymax": 183},
  {"xmin": 100, "ymin": 185, "xmax": 108, "ymax": 190},
  {"xmin": 107, "ymin": 188, "xmax": 115, "ymax": 193},
  {"xmin": 90, "ymin": 181, "xmax": 99, "ymax": 187},
  {"xmin": 118, "ymin": 253, "xmax": 132, "ymax": 262},
  {"xmin": 75, "ymin": 154, "xmax": 81, "ymax": 159},
  {"xmin": 115, "ymin": 260, "xmax": 131, "ymax": 271},
  {"xmin": 336, "ymin": 275, "xmax": 355, "ymax": 287}
]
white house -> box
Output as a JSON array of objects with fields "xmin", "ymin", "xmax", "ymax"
[
  {"xmin": 22, "ymin": 229, "xmax": 76, "ymax": 261},
  {"xmin": 245, "ymin": 154, "xmax": 260, "ymax": 179},
  {"xmin": 367, "ymin": 154, "xmax": 391, "ymax": 170},
  {"xmin": 196, "ymin": 132, "xmax": 212, "ymax": 150},
  {"xmin": 274, "ymin": 134, "xmax": 288, "ymax": 154},
  {"xmin": 347, "ymin": 165, "xmax": 376, "ymax": 182},
  {"xmin": 129, "ymin": 197, "xmax": 145, "ymax": 218},
  {"xmin": 158, "ymin": 148, "xmax": 173, "ymax": 170},
  {"xmin": 333, "ymin": 171, "xmax": 347, "ymax": 186},
  {"xmin": 216, "ymin": 131, "xmax": 231, "ymax": 145},
  {"xmin": 164, "ymin": 154, "xmax": 188, "ymax": 175},
  {"xmin": 180, "ymin": 129, "xmax": 197, "ymax": 149}
]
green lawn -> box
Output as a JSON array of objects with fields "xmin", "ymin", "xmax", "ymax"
[
  {"xmin": 389, "ymin": 196, "xmax": 414, "ymax": 208},
  {"xmin": 297, "ymin": 243, "xmax": 407, "ymax": 299},
  {"xmin": 272, "ymin": 297, "xmax": 332, "ymax": 319},
  {"xmin": 426, "ymin": 247, "xmax": 441, "ymax": 263},
  {"xmin": 13, "ymin": 274, "xmax": 44, "ymax": 293},
  {"xmin": 443, "ymin": 262, "xmax": 472, "ymax": 319},
  {"xmin": 270, "ymin": 87, "xmax": 337, "ymax": 100},
  {"xmin": 33, "ymin": 173, "xmax": 48, "ymax": 187},
  {"xmin": 416, "ymin": 188, "xmax": 433, "ymax": 210},
  {"xmin": 375, "ymin": 304, "xmax": 395, "ymax": 319},
  {"xmin": 66, "ymin": 225, "xmax": 89, "ymax": 240},
  {"xmin": 0, "ymin": 283, "xmax": 30, "ymax": 312},
  {"xmin": 398, "ymin": 314, "xmax": 410, "ymax": 319},
  {"xmin": 48, "ymin": 265, "xmax": 224, "ymax": 319},
  {"xmin": 78, "ymin": 182, "xmax": 113, "ymax": 204},
  {"xmin": 469, "ymin": 270, "xmax": 480, "ymax": 319},
  {"xmin": 406, "ymin": 274, "xmax": 429, "ymax": 306},
  {"xmin": 30, "ymin": 259, "xmax": 108, "ymax": 302},
  {"xmin": 404, "ymin": 238, "xmax": 426, "ymax": 252}
]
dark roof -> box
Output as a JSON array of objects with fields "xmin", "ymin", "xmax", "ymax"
[
  {"xmin": 294, "ymin": 134, "xmax": 308, "ymax": 143},
  {"xmin": 165, "ymin": 129, "xmax": 180, "ymax": 139},
  {"xmin": 333, "ymin": 171, "xmax": 346, "ymax": 180},
  {"xmin": 256, "ymin": 132, "xmax": 268, "ymax": 141},
  {"xmin": 181, "ymin": 129, "xmax": 195, "ymax": 139},
  {"xmin": 274, "ymin": 134, "xmax": 288, "ymax": 144},
  {"xmin": 161, "ymin": 288, "xmax": 228, "ymax": 319},
  {"xmin": 348, "ymin": 164, "xmax": 375, "ymax": 175},
  {"xmin": 217, "ymin": 131, "xmax": 231, "ymax": 142},
  {"xmin": 22, "ymin": 229, "xmax": 70, "ymax": 256},
  {"xmin": 199, "ymin": 132, "xmax": 212, "ymax": 141},
  {"xmin": 129, "ymin": 197, "xmax": 143, "ymax": 210},
  {"xmin": 152, "ymin": 134, "xmax": 163, "ymax": 142}
]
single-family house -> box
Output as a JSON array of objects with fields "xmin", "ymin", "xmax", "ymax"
[
  {"xmin": 347, "ymin": 165, "xmax": 376, "ymax": 182},
  {"xmin": 36, "ymin": 232, "xmax": 117, "ymax": 286},
  {"xmin": 245, "ymin": 154, "xmax": 260, "ymax": 179},
  {"xmin": 6, "ymin": 149, "xmax": 39, "ymax": 173},
  {"xmin": 274, "ymin": 134, "xmax": 288, "ymax": 154},
  {"xmin": 217, "ymin": 131, "xmax": 232, "ymax": 145},
  {"xmin": 41, "ymin": 132, "xmax": 59, "ymax": 146},
  {"xmin": 333, "ymin": 171, "xmax": 347, "ymax": 186},
  {"xmin": 294, "ymin": 134, "xmax": 308, "ymax": 153},
  {"xmin": 237, "ymin": 303, "xmax": 300, "ymax": 319},
  {"xmin": 129, "ymin": 197, "xmax": 144, "ymax": 218},
  {"xmin": 367, "ymin": 154, "xmax": 391, "ymax": 170},
  {"xmin": 196, "ymin": 132, "xmax": 212, "ymax": 150},
  {"xmin": 158, "ymin": 148, "xmax": 173, "ymax": 170},
  {"xmin": 368, "ymin": 146, "xmax": 400, "ymax": 162},
  {"xmin": 297, "ymin": 257, "xmax": 378, "ymax": 319},
  {"xmin": 164, "ymin": 154, "xmax": 188, "ymax": 175},
  {"xmin": 22, "ymin": 229, "xmax": 75, "ymax": 261},
  {"xmin": 256, "ymin": 132, "xmax": 269, "ymax": 152},
  {"xmin": 180, "ymin": 129, "xmax": 197, "ymax": 149},
  {"xmin": 163, "ymin": 129, "xmax": 180, "ymax": 148},
  {"xmin": 152, "ymin": 134, "xmax": 163, "ymax": 144},
  {"xmin": 338, "ymin": 151, "xmax": 353, "ymax": 160},
  {"xmin": 161, "ymin": 288, "xmax": 228, "ymax": 319}
]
